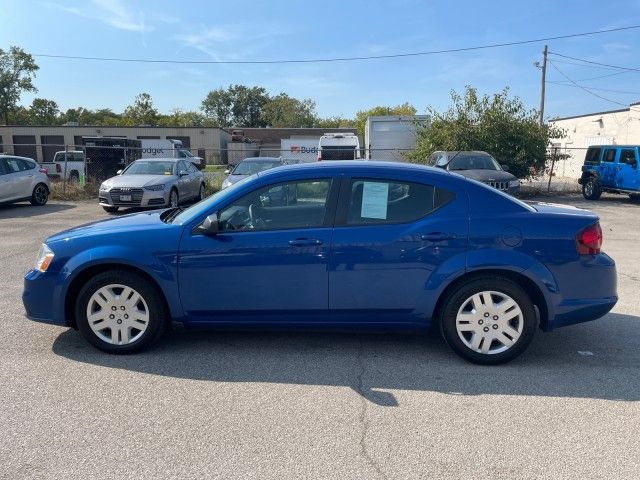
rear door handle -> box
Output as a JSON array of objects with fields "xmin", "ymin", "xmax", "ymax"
[
  {"xmin": 289, "ymin": 238, "xmax": 323, "ymax": 246},
  {"xmin": 421, "ymin": 232, "xmax": 457, "ymax": 242}
]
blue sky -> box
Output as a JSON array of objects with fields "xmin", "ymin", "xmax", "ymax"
[{"xmin": 2, "ymin": 0, "xmax": 640, "ymax": 120}]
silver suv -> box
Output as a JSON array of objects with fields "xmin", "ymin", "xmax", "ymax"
[{"xmin": 0, "ymin": 155, "xmax": 50, "ymax": 206}]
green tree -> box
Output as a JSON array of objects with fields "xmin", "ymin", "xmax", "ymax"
[
  {"xmin": 315, "ymin": 115, "xmax": 355, "ymax": 129},
  {"xmin": 353, "ymin": 102, "xmax": 417, "ymax": 137},
  {"xmin": 0, "ymin": 46, "xmax": 39, "ymax": 125},
  {"xmin": 409, "ymin": 86, "xmax": 566, "ymax": 179},
  {"xmin": 29, "ymin": 98, "xmax": 59, "ymax": 125},
  {"xmin": 201, "ymin": 84, "xmax": 269, "ymax": 127},
  {"xmin": 159, "ymin": 108, "xmax": 211, "ymax": 127},
  {"xmin": 123, "ymin": 92, "xmax": 159, "ymax": 126},
  {"xmin": 6, "ymin": 105, "xmax": 31, "ymax": 125},
  {"xmin": 261, "ymin": 93, "xmax": 317, "ymax": 128}
]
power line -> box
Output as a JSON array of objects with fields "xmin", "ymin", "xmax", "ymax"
[
  {"xmin": 548, "ymin": 51, "xmax": 640, "ymax": 72},
  {"xmin": 547, "ymin": 80, "xmax": 640, "ymax": 95},
  {"xmin": 549, "ymin": 58, "xmax": 629, "ymax": 70},
  {"xmin": 547, "ymin": 60, "xmax": 632, "ymax": 107},
  {"xmin": 572, "ymin": 70, "xmax": 635, "ymax": 82},
  {"xmin": 32, "ymin": 24, "xmax": 640, "ymax": 65}
]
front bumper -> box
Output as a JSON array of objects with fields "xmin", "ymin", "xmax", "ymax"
[
  {"xmin": 99, "ymin": 188, "xmax": 170, "ymax": 208},
  {"xmin": 23, "ymin": 269, "xmax": 66, "ymax": 326}
]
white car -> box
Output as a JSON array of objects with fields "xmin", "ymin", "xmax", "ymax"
[{"xmin": 0, "ymin": 155, "xmax": 50, "ymax": 206}]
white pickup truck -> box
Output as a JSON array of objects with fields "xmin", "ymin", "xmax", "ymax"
[{"xmin": 40, "ymin": 151, "xmax": 85, "ymax": 182}]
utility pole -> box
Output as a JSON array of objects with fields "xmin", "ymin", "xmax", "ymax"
[{"xmin": 539, "ymin": 44, "xmax": 548, "ymax": 125}]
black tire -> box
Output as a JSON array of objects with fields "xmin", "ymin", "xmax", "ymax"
[
  {"xmin": 169, "ymin": 188, "xmax": 179, "ymax": 207},
  {"xmin": 629, "ymin": 193, "xmax": 640, "ymax": 201},
  {"xmin": 30, "ymin": 183, "xmax": 49, "ymax": 206},
  {"xmin": 75, "ymin": 270, "xmax": 167, "ymax": 354},
  {"xmin": 440, "ymin": 277, "xmax": 538, "ymax": 365},
  {"xmin": 102, "ymin": 206, "xmax": 119, "ymax": 214},
  {"xmin": 196, "ymin": 183, "xmax": 206, "ymax": 201},
  {"xmin": 582, "ymin": 176, "xmax": 602, "ymax": 200}
]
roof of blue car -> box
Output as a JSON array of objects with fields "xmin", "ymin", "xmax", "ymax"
[{"xmin": 257, "ymin": 160, "xmax": 451, "ymax": 178}]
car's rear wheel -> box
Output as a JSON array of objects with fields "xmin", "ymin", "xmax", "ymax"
[
  {"xmin": 102, "ymin": 206, "xmax": 119, "ymax": 214},
  {"xmin": 30, "ymin": 183, "xmax": 49, "ymax": 206},
  {"xmin": 169, "ymin": 188, "xmax": 179, "ymax": 207},
  {"xmin": 75, "ymin": 270, "xmax": 167, "ymax": 354},
  {"xmin": 440, "ymin": 277, "xmax": 537, "ymax": 365},
  {"xmin": 197, "ymin": 183, "xmax": 206, "ymax": 201},
  {"xmin": 582, "ymin": 177, "xmax": 602, "ymax": 200}
]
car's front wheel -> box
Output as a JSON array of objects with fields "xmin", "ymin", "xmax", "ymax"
[
  {"xmin": 582, "ymin": 177, "xmax": 602, "ymax": 200},
  {"xmin": 30, "ymin": 183, "xmax": 49, "ymax": 206},
  {"xmin": 440, "ymin": 277, "xmax": 537, "ymax": 365},
  {"xmin": 197, "ymin": 183, "xmax": 206, "ymax": 201},
  {"xmin": 169, "ymin": 188, "xmax": 179, "ymax": 207},
  {"xmin": 75, "ymin": 270, "xmax": 167, "ymax": 353}
]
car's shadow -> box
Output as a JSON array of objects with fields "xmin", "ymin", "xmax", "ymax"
[
  {"xmin": 0, "ymin": 202, "xmax": 76, "ymax": 219},
  {"xmin": 52, "ymin": 312, "xmax": 640, "ymax": 406}
]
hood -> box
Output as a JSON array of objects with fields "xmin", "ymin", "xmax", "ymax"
[
  {"xmin": 225, "ymin": 174, "xmax": 249, "ymax": 185},
  {"xmin": 46, "ymin": 210, "xmax": 169, "ymax": 243},
  {"xmin": 451, "ymin": 169, "xmax": 517, "ymax": 182},
  {"xmin": 102, "ymin": 174, "xmax": 174, "ymax": 189}
]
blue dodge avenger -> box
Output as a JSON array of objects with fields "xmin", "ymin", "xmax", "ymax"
[{"xmin": 23, "ymin": 161, "xmax": 617, "ymax": 364}]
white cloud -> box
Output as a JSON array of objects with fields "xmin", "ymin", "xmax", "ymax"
[{"xmin": 43, "ymin": 0, "xmax": 152, "ymax": 32}]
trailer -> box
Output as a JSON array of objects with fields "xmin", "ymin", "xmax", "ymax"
[{"xmin": 365, "ymin": 115, "xmax": 430, "ymax": 161}]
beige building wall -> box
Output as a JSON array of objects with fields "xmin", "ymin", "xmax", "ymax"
[{"xmin": 549, "ymin": 103, "xmax": 640, "ymax": 178}]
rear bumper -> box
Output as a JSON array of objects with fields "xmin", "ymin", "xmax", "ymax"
[{"xmin": 544, "ymin": 253, "xmax": 617, "ymax": 330}]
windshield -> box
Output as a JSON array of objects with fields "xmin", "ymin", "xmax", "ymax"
[
  {"xmin": 124, "ymin": 160, "xmax": 175, "ymax": 175},
  {"xmin": 448, "ymin": 154, "xmax": 501, "ymax": 171},
  {"xmin": 232, "ymin": 160, "xmax": 281, "ymax": 175},
  {"xmin": 320, "ymin": 146, "xmax": 357, "ymax": 160},
  {"xmin": 171, "ymin": 174, "xmax": 257, "ymax": 224}
]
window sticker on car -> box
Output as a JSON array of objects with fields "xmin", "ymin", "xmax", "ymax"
[{"xmin": 361, "ymin": 182, "xmax": 389, "ymax": 219}]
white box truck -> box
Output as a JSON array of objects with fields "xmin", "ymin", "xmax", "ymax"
[
  {"xmin": 141, "ymin": 139, "xmax": 203, "ymax": 166},
  {"xmin": 317, "ymin": 133, "xmax": 361, "ymax": 161},
  {"xmin": 280, "ymin": 138, "xmax": 319, "ymax": 163},
  {"xmin": 365, "ymin": 115, "xmax": 430, "ymax": 160}
]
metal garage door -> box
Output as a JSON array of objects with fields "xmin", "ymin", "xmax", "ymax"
[
  {"xmin": 12, "ymin": 135, "xmax": 37, "ymax": 161},
  {"xmin": 41, "ymin": 135, "xmax": 65, "ymax": 162}
]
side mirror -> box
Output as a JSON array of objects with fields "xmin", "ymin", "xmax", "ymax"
[
  {"xmin": 501, "ymin": 164, "xmax": 510, "ymax": 171},
  {"xmin": 179, "ymin": 171, "xmax": 188, "ymax": 177},
  {"xmin": 116, "ymin": 169, "xmax": 123, "ymax": 175},
  {"xmin": 197, "ymin": 214, "xmax": 219, "ymax": 235},
  {"xmin": 224, "ymin": 169, "xmax": 230, "ymax": 174}
]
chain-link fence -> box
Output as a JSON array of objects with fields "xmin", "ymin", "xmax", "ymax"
[{"xmin": 0, "ymin": 141, "xmax": 588, "ymax": 199}]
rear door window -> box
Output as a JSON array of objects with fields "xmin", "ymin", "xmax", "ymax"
[
  {"xmin": 602, "ymin": 148, "xmax": 617, "ymax": 163},
  {"xmin": 344, "ymin": 179, "xmax": 454, "ymax": 225}
]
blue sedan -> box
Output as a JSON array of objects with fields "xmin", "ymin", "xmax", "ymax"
[{"xmin": 23, "ymin": 161, "xmax": 617, "ymax": 364}]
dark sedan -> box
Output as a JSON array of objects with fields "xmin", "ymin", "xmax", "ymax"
[{"xmin": 428, "ymin": 151, "xmax": 520, "ymax": 195}]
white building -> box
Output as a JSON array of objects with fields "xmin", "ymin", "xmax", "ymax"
[{"xmin": 549, "ymin": 102, "xmax": 640, "ymax": 178}]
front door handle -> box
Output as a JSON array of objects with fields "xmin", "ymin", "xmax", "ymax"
[
  {"xmin": 289, "ymin": 238, "xmax": 323, "ymax": 246},
  {"xmin": 421, "ymin": 232, "xmax": 457, "ymax": 242}
]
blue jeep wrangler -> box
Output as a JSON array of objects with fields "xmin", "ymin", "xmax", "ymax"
[{"xmin": 579, "ymin": 145, "xmax": 640, "ymax": 200}]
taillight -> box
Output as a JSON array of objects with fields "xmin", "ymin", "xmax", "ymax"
[
  {"xmin": 577, "ymin": 223, "xmax": 602, "ymax": 255},
  {"xmin": 317, "ymin": 153, "xmax": 321, "ymax": 162},
  {"xmin": 56, "ymin": 164, "xmax": 61, "ymax": 173},
  {"xmin": 39, "ymin": 168, "xmax": 47, "ymax": 174}
]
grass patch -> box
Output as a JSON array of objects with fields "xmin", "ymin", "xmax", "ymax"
[
  {"xmin": 204, "ymin": 174, "xmax": 224, "ymax": 196},
  {"xmin": 204, "ymin": 165, "xmax": 228, "ymax": 173},
  {"xmin": 49, "ymin": 180, "xmax": 99, "ymax": 201}
]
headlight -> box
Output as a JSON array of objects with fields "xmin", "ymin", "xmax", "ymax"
[
  {"xmin": 509, "ymin": 180, "xmax": 520, "ymax": 188},
  {"xmin": 144, "ymin": 184, "xmax": 165, "ymax": 191},
  {"xmin": 99, "ymin": 183, "xmax": 109, "ymax": 191},
  {"xmin": 35, "ymin": 244, "xmax": 54, "ymax": 273}
]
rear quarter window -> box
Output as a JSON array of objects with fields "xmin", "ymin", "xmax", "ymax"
[{"xmin": 584, "ymin": 147, "xmax": 601, "ymax": 165}]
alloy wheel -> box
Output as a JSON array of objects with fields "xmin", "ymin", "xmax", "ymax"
[
  {"xmin": 86, "ymin": 284, "xmax": 150, "ymax": 345},
  {"xmin": 455, "ymin": 290, "xmax": 523, "ymax": 355},
  {"xmin": 170, "ymin": 190, "xmax": 178, "ymax": 207},
  {"xmin": 34, "ymin": 185, "xmax": 48, "ymax": 204}
]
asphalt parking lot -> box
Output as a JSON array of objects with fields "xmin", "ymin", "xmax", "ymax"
[{"xmin": 1, "ymin": 195, "xmax": 639, "ymax": 480}]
